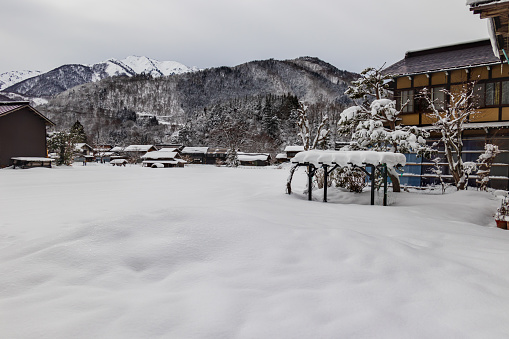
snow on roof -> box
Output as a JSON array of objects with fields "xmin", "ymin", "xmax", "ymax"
[
  {"xmin": 182, "ymin": 147, "xmax": 209, "ymax": 154},
  {"xmin": 237, "ymin": 153, "xmax": 269, "ymax": 162},
  {"xmin": 124, "ymin": 145, "xmax": 155, "ymax": 152},
  {"xmin": 276, "ymin": 153, "xmax": 287, "ymax": 159},
  {"xmin": 207, "ymin": 148, "xmax": 228, "ymax": 154},
  {"xmin": 11, "ymin": 157, "xmax": 54, "ymax": 162},
  {"xmin": 110, "ymin": 146, "xmax": 125, "ymax": 152},
  {"xmin": 158, "ymin": 147, "xmax": 178, "ymax": 152},
  {"xmin": 75, "ymin": 143, "xmax": 92, "ymax": 150},
  {"xmin": 421, "ymin": 121, "xmax": 509, "ymax": 131},
  {"xmin": 284, "ymin": 146, "xmax": 305, "ymax": 152},
  {"xmin": 292, "ymin": 150, "xmax": 406, "ymax": 167},
  {"xmin": 142, "ymin": 159, "xmax": 187, "ymax": 165},
  {"xmin": 467, "ymin": 0, "xmax": 509, "ymax": 5},
  {"xmin": 141, "ymin": 151, "xmax": 178, "ymax": 160},
  {"xmin": 110, "ymin": 159, "xmax": 127, "ymax": 164}
]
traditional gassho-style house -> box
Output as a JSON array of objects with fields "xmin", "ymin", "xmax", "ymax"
[
  {"xmin": 0, "ymin": 101, "xmax": 55, "ymax": 168},
  {"xmin": 237, "ymin": 152, "xmax": 271, "ymax": 166},
  {"xmin": 141, "ymin": 150, "xmax": 187, "ymax": 168},
  {"xmin": 124, "ymin": 145, "xmax": 157, "ymax": 163},
  {"xmin": 382, "ymin": 1, "xmax": 509, "ymax": 189}
]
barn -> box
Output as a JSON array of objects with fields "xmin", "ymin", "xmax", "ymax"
[{"xmin": 0, "ymin": 101, "xmax": 55, "ymax": 168}]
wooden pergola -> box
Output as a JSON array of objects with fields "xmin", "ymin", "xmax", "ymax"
[{"xmin": 288, "ymin": 150, "xmax": 407, "ymax": 206}]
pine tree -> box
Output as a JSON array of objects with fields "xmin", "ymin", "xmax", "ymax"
[
  {"xmin": 70, "ymin": 120, "xmax": 87, "ymax": 143},
  {"xmin": 338, "ymin": 66, "xmax": 432, "ymax": 192}
]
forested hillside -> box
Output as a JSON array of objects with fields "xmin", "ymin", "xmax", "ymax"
[{"xmin": 40, "ymin": 57, "xmax": 358, "ymax": 152}]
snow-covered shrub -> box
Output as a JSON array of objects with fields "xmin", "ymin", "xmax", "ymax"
[{"xmin": 330, "ymin": 167, "xmax": 367, "ymax": 193}]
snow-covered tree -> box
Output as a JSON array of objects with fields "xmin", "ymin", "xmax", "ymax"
[
  {"xmin": 296, "ymin": 102, "xmax": 330, "ymax": 150},
  {"xmin": 422, "ymin": 83, "xmax": 482, "ymax": 190},
  {"xmin": 344, "ymin": 65, "xmax": 392, "ymax": 103},
  {"xmin": 430, "ymin": 157, "xmax": 448, "ymax": 194},
  {"xmin": 225, "ymin": 149, "xmax": 240, "ymax": 167},
  {"xmin": 286, "ymin": 102, "xmax": 331, "ymax": 194},
  {"xmin": 476, "ymin": 143, "xmax": 500, "ymax": 191},
  {"xmin": 338, "ymin": 66, "xmax": 432, "ymax": 192},
  {"xmin": 48, "ymin": 131, "xmax": 80, "ymax": 166}
]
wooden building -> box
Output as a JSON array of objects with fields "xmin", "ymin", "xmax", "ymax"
[
  {"xmin": 206, "ymin": 148, "xmax": 228, "ymax": 164},
  {"xmin": 124, "ymin": 145, "xmax": 157, "ymax": 163},
  {"xmin": 284, "ymin": 146, "xmax": 305, "ymax": 159},
  {"xmin": 141, "ymin": 150, "xmax": 186, "ymax": 168},
  {"xmin": 382, "ymin": 1, "xmax": 509, "ymax": 188},
  {"xmin": 181, "ymin": 147, "xmax": 209, "ymax": 164},
  {"xmin": 0, "ymin": 101, "xmax": 55, "ymax": 168},
  {"xmin": 237, "ymin": 152, "xmax": 271, "ymax": 166}
]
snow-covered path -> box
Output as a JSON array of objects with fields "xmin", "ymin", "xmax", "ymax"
[{"xmin": 1, "ymin": 164, "xmax": 508, "ymax": 338}]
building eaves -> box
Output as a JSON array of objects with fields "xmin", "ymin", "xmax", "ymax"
[
  {"xmin": 0, "ymin": 101, "xmax": 55, "ymax": 126},
  {"xmin": 384, "ymin": 40, "xmax": 500, "ymax": 77}
]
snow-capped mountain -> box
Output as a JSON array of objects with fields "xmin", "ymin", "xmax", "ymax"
[
  {"xmin": 0, "ymin": 70, "xmax": 42, "ymax": 91},
  {"xmin": 93, "ymin": 56, "xmax": 198, "ymax": 79},
  {"xmin": 2, "ymin": 56, "xmax": 197, "ymax": 98}
]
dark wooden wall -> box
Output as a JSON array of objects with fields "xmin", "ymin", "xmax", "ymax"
[{"xmin": 0, "ymin": 108, "xmax": 48, "ymax": 167}]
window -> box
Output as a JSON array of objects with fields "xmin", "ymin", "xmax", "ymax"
[
  {"xmin": 432, "ymin": 86, "xmax": 446, "ymax": 110},
  {"xmin": 414, "ymin": 89, "xmax": 429, "ymax": 112},
  {"xmin": 400, "ymin": 90, "xmax": 414, "ymax": 113},
  {"xmin": 502, "ymin": 81, "xmax": 509, "ymax": 105},
  {"xmin": 485, "ymin": 82, "xmax": 500, "ymax": 106}
]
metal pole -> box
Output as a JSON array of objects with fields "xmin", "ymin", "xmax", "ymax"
[
  {"xmin": 308, "ymin": 164, "xmax": 313, "ymax": 201},
  {"xmin": 383, "ymin": 164, "xmax": 388, "ymax": 206},
  {"xmin": 370, "ymin": 165, "xmax": 375, "ymax": 206},
  {"xmin": 323, "ymin": 164, "xmax": 328, "ymax": 202}
]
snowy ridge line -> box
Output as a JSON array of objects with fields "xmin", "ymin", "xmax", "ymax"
[{"xmin": 292, "ymin": 150, "xmax": 406, "ymax": 167}]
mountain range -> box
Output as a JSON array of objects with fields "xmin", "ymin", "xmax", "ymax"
[
  {"xmin": 1, "ymin": 55, "xmax": 359, "ymax": 150},
  {"xmin": 0, "ymin": 56, "xmax": 198, "ymax": 97}
]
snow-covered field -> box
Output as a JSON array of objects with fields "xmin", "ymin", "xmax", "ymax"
[{"xmin": 1, "ymin": 164, "xmax": 509, "ymax": 338}]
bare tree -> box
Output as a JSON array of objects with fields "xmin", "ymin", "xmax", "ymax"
[
  {"xmin": 296, "ymin": 102, "xmax": 330, "ymax": 151},
  {"xmin": 422, "ymin": 83, "xmax": 482, "ymax": 190}
]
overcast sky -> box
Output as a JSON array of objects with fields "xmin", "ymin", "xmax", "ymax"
[{"xmin": 1, "ymin": 0, "xmax": 490, "ymax": 75}]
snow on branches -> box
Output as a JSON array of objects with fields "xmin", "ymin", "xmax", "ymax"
[
  {"xmin": 338, "ymin": 66, "xmax": 432, "ymax": 192},
  {"xmin": 476, "ymin": 143, "xmax": 500, "ymax": 191},
  {"xmin": 421, "ymin": 83, "xmax": 482, "ymax": 190},
  {"xmin": 296, "ymin": 102, "xmax": 330, "ymax": 150}
]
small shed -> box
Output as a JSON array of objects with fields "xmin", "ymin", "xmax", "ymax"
[{"xmin": 284, "ymin": 145, "xmax": 305, "ymax": 159}]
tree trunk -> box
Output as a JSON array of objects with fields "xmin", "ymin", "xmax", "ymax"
[
  {"xmin": 286, "ymin": 164, "xmax": 299, "ymax": 194},
  {"xmin": 388, "ymin": 170, "xmax": 401, "ymax": 193}
]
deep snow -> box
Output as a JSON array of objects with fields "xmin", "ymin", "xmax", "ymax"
[{"xmin": 1, "ymin": 164, "xmax": 508, "ymax": 338}]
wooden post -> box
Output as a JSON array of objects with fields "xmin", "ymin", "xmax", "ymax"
[
  {"xmin": 383, "ymin": 164, "xmax": 388, "ymax": 206},
  {"xmin": 323, "ymin": 164, "xmax": 328, "ymax": 202}
]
